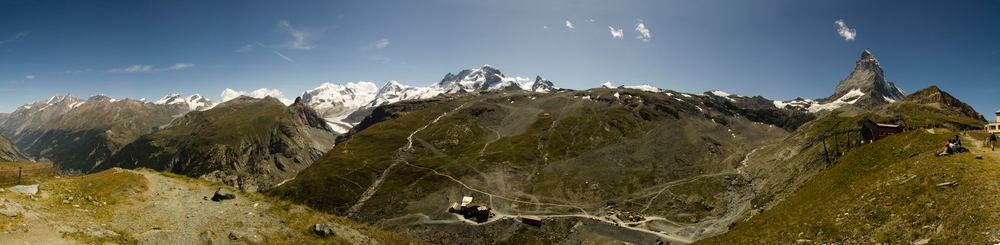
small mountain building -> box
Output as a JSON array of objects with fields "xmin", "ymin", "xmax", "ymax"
[
  {"xmin": 858, "ymin": 120, "xmax": 904, "ymax": 141},
  {"xmin": 985, "ymin": 110, "xmax": 1000, "ymax": 134}
]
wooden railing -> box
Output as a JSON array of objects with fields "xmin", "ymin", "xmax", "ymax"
[
  {"xmin": 0, "ymin": 162, "xmax": 53, "ymax": 186},
  {"xmin": 817, "ymin": 129, "xmax": 866, "ymax": 164}
]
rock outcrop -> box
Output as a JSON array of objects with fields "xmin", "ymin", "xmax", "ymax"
[{"xmin": 901, "ymin": 85, "xmax": 988, "ymax": 122}]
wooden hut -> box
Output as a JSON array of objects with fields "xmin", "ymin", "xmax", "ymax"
[
  {"xmin": 521, "ymin": 216, "xmax": 542, "ymax": 226},
  {"xmin": 858, "ymin": 120, "xmax": 903, "ymax": 141}
]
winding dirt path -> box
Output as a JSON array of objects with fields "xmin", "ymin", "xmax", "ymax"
[{"xmin": 344, "ymin": 102, "xmax": 469, "ymax": 218}]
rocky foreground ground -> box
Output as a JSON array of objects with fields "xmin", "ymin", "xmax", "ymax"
[{"xmin": 0, "ymin": 168, "xmax": 422, "ymax": 244}]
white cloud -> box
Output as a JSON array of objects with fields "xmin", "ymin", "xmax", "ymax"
[
  {"xmin": 635, "ymin": 23, "xmax": 650, "ymax": 42},
  {"xmin": 220, "ymin": 88, "xmax": 294, "ymax": 105},
  {"xmin": 361, "ymin": 39, "xmax": 389, "ymax": 51},
  {"xmin": 235, "ymin": 41, "xmax": 264, "ymax": 52},
  {"xmin": 220, "ymin": 88, "xmax": 244, "ymax": 102},
  {"xmin": 566, "ymin": 21, "xmax": 574, "ymax": 29},
  {"xmin": 515, "ymin": 76, "xmax": 531, "ymax": 82},
  {"xmin": 0, "ymin": 32, "xmax": 28, "ymax": 47},
  {"xmin": 26, "ymin": 75, "xmax": 34, "ymax": 80},
  {"xmin": 107, "ymin": 63, "xmax": 194, "ymax": 73},
  {"xmin": 279, "ymin": 20, "xmax": 316, "ymax": 50},
  {"xmin": 609, "ymin": 26, "xmax": 623, "ymax": 39},
  {"xmin": 587, "ymin": 19, "xmax": 595, "ymax": 22},
  {"xmin": 164, "ymin": 63, "xmax": 194, "ymax": 70},
  {"xmin": 835, "ymin": 19, "xmax": 856, "ymax": 41},
  {"xmin": 543, "ymin": 26, "xmax": 548, "ymax": 30},
  {"xmin": 271, "ymin": 50, "xmax": 294, "ymax": 62},
  {"xmin": 57, "ymin": 69, "xmax": 91, "ymax": 74},
  {"xmin": 109, "ymin": 65, "xmax": 151, "ymax": 73}
]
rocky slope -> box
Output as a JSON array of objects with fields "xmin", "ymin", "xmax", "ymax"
[
  {"xmin": 271, "ymin": 88, "xmax": 802, "ymax": 243},
  {"xmin": 0, "ymin": 95, "xmax": 193, "ymax": 173},
  {"xmin": 0, "ymin": 94, "xmax": 86, "ymax": 140},
  {"xmin": 98, "ymin": 96, "xmax": 337, "ymax": 192},
  {"xmin": 894, "ymin": 85, "xmax": 987, "ymax": 122},
  {"xmin": 0, "ymin": 93, "xmax": 215, "ymax": 173},
  {"xmin": 0, "ymin": 133, "xmax": 30, "ymax": 162},
  {"xmin": 0, "ymin": 168, "xmax": 424, "ymax": 244}
]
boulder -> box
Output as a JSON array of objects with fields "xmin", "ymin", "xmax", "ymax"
[
  {"xmin": 9, "ymin": 184, "xmax": 38, "ymax": 195},
  {"xmin": 0, "ymin": 209, "xmax": 17, "ymax": 217},
  {"xmin": 314, "ymin": 223, "xmax": 336, "ymax": 237},
  {"xmin": 212, "ymin": 188, "xmax": 236, "ymax": 201}
]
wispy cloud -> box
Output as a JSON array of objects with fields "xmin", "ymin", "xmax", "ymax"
[
  {"xmin": 361, "ymin": 39, "xmax": 389, "ymax": 51},
  {"xmin": 835, "ymin": 19, "xmax": 856, "ymax": 41},
  {"xmin": 635, "ymin": 19, "xmax": 650, "ymax": 42},
  {"xmin": 107, "ymin": 63, "xmax": 194, "ymax": 73},
  {"xmin": 0, "ymin": 32, "xmax": 28, "ymax": 47},
  {"xmin": 566, "ymin": 21, "xmax": 574, "ymax": 29},
  {"xmin": 543, "ymin": 26, "xmax": 548, "ymax": 30},
  {"xmin": 26, "ymin": 75, "xmax": 34, "ymax": 80},
  {"xmin": 57, "ymin": 69, "xmax": 91, "ymax": 74},
  {"xmin": 271, "ymin": 50, "xmax": 293, "ymax": 62},
  {"xmin": 586, "ymin": 19, "xmax": 595, "ymax": 22},
  {"xmin": 609, "ymin": 26, "xmax": 623, "ymax": 39},
  {"xmin": 235, "ymin": 41, "xmax": 264, "ymax": 52},
  {"xmin": 278, "ymin": 20, "xmax": 315, "ymax": 50}
]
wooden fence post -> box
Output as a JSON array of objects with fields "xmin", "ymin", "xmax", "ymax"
[
  {"xmin": 846, "ymin": 131, "xmax": 851, "ymax": 151},
  {"xmin": 18, "ymin": 166, "xmax": 22, "ymax": 185},
  {"xmin": 834, "ymin": 133, "xmax": 840, "ymax": 159},
  {"xmin": 822, "ymin": 136, "xmax": 829, "ymax": 164}
]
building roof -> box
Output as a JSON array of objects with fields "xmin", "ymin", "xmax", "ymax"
[{"xmin": 876, "ymin": 123, "xmax": 900, "ymax": 128}]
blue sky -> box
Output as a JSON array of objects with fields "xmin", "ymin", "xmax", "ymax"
[{"xmin": 1, "ymin": 0, "xmax": 999, "ymax": 119}]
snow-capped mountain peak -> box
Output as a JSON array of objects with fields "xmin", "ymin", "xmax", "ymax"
[
  {"xmin": 153, "ymin": 93, "xmax": 215, "ymax": 111},
  {"xmin": 430, "ymin": 65, "xmax": 555, "ymax": 94},
  {"xmin": 154, "ymin": 93, "xmax": 184, "ymax": 105}
]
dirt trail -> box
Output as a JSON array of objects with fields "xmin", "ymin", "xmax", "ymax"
[
  {"xmin": 0, "ymin": 168, "xmax": 385, "ymax": 244},
  {"xmin": 344, "ymin": 102, "xmax": 469, "ymax": 218}
]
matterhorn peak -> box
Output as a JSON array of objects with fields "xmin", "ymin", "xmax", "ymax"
[
  {"xmin": 860, "ymin": 50, "xmax": 875, "ymax": 61},
  {"xmin": 819, "ymin": 50, "xmax": 906, "ymax": 111}
]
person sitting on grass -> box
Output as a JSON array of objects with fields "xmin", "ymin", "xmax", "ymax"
[
  {"xmin": 954, "ymin": 135, "xmax": 962, "ymax": 148},
  {"xmin": 937, "ymin": 142, "xmax": 956, "ymax": 156}
]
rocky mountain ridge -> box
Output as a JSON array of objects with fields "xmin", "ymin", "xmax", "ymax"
[
  {"xmin": 96, "ymin": 96, "xmax": 337, "ymax": 192},
  {"xmin": 0, "ymin": 93, "xmax": 212, "ymax": 173}
]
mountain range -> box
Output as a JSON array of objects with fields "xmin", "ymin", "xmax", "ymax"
[
  {"xmin": 0, "ymin": 51, "xmax": 993, "ymax": 243},
  {"xmin": 703, "ymin": 50, "xmax": 912, "ymax": 114},
  {"xmin": 300, "ymin": 65, "xmax": 557, "ymax": 134}
]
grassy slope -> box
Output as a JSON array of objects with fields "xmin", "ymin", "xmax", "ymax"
[
  {"xmin": 699, "ymin": 128, "xmax": 999, "ymax": 243},
  {"xmin": 271, "ymin": 88, "xmax": 794, "ymax": 237},
  {"xmin": 100, "ymin": 97, "xmax": 288, "ymax": 176}
]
